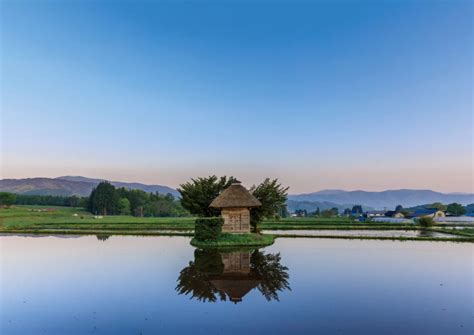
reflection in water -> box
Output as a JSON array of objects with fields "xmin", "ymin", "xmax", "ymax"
[
  {"xmin": 96, "ymin": 234, "xmax": 111, "ymax": 241},
  {"xmin": 417, "ymin": 230, "xmax": 437, "ymax": 238},
  {"xmin": 176, "ymin": 249, "xmax": 290, "ymax": 303}
]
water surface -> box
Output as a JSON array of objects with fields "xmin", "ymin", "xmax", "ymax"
[
  {"xmin": 265, "ymin": 229, "xmax": 462, "ymax": 238},
  {"xmin": 0, "ymin": 235, "xmax": 472, "ymax": 334}
]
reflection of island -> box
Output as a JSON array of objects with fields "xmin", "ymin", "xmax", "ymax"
[{"xmin": 176, "ymin": 249, "xmax": 290, "ymax": 303}]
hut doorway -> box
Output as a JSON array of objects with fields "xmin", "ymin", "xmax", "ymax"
[{"xmin": 229, "ymin": 213, "xmax": 242, "ymax": 231}]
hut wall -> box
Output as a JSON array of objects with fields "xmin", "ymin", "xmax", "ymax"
[
  {"xmin": 222, "ymin": 251, "xmax": 251, "ymax": 273},
  {"xmin": 221, "ymin": 208, "xmax": 251, "ymax": 233}
]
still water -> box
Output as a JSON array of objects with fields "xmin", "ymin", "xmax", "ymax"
[
  {"xmin": 0, "ymin": 235, "xmax": 472, "ymax": 335},
  {"xmin": 265, "ymin": 229, "xmax": 463, "ymax": 238}
]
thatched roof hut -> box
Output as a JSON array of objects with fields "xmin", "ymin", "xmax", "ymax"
[
  {"xmin": 210, "ymin": 181, "xmax": 261, "ymax": 209},
  {"xmin": 209, "ymin": 181, "xmax": 261, "ymax": 233}
]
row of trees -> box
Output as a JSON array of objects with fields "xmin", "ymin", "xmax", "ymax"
[
  {"xmin": 13, "ymin": 194, "xmax": 87, "ymax": 207},
  {"xmin": 87, "ymin": 181, "xmax": 187, "ymax": 217},
  {"xmin": 178, "ymin": 176, "xmax": 288, "ymax": 231},
  {"xmin": 0, "ymin": 192, "xmax": 16, "ymax": 207},
  {"xmin": 299, "ymin": 207, "xmax": 340, "ymax": 218}
]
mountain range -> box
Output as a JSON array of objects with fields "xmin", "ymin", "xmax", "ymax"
[
  {"xmin": 288, "ymin": 189, "xmax": 474, "ymax": 210},
  {"xmin": 0, "ymin": 176, "xmax": 179, "ymax": 197},
  {"xmin": 0, "ymin": 176, "xmax": 472, "ymax": 211}
]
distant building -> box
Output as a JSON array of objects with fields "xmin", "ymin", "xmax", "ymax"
[
  {"xmin": 366, "ymin": 210, "xmax": 387, "ymax": 218},
  {"xmin": 385, "ymin": 211, "xmax": 405, "ymax": 218},
  {"xmin": 294, "ymin": 209, "xmax": 307, "ymax": 217},
  {"xmin": 408, "ymin": 208, "xmax": 446, "ymax": 219},
  {"xmin": 209, "ymin": 181, "xmax": 261, "ymax": 233}
]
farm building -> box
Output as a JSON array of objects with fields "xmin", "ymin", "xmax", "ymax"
[
  {"xmin": 209, "ymin": 181, "xmax": 261, "ymax": 233},
  {"xmin": 366, "ymin": 210, "xmax": 387, "ymax": 218},
  {"xmin": 385, "ymin": 211, "xmax": 405, "ymax": 218},
  {"xmin": 409, "ymin": 208, "xmax": 446, "ymax": 219}
]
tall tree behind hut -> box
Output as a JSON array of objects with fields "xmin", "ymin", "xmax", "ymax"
[
  {"xmin": 179, "ymin": 176, "xmax": 288, "ymax": 231},
  {"xmin": 250, "ymin": 178, "xmax": 288, "ymax": 232},
  {"xmin": 178, "ymin": 176, "xmax": 236, "ymax": 217}
]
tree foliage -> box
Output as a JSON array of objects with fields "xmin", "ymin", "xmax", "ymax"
[
  {"xmin": 446, "ymin": 203, "xmax": 466, "ymax": 216},
  {"xmin": 194, "ymin": 217, "xmax": 224, "ymax": 241},
  {"xmin": 417, "ymin": 216, "xmax": 434, "ymax": 227},
  {"xmin": 117, "ymin": 197, "xmax": 131, "ymax": 215},
  {"xmin": 0, "ymin": 192, "xmax": 16, "ymax": 207},
  {"xmin": 87, "ymin": 182, "xmax": 187, "ymax": 217},
  {"xmin": 176, "ymin": 249, "xmax": 290, "ymax": 303},
  {"xmin": 249, "ymin": 178, "xmax": 289, "ymax": 232},
  {"xmin": 351, "ymin": 205, "xmax": 363, "ymax": 214},
  {"xmin": 88, "ymin": 181, "xmax": 119, "ymax": 215},
  {"xmin": 178, "ymin": 176, "xmax": 236, "ymax": 217},
  {"xmin": 13, "ymin": 194, "xmax": 87, "ymax": 207},
  {"xmin": 429, "ymin": 202, "xmax": 447, "ymax": 211}
]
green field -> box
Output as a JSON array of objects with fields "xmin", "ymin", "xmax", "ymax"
[{"xmin": 0, "ymin": 205, "xmax": 472, "ymax": 242}]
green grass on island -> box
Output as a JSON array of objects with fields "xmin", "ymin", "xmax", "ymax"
[{"xmin": 190, "ymin": 233, "xmax": 275, "ymax": 248}]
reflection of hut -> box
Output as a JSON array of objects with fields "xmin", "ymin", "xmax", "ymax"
[
  {"xmin": 209, "ymin": 251, "xmax": 260, "ymax": 303},
  {"xmin": 209, "ymin": 181, "xmax": 261, "ymax": 233},
  {"xmin": 176, "ymin": 249, "xmax": 290, "ymax": 303}
]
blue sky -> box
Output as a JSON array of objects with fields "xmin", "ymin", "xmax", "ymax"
[{"xmin": 1, "ymin": 1, "xmax": 472, "ymax": 193}]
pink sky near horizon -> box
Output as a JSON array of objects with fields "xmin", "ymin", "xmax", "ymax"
[{"xmin": 1, "ymin": 154, "xmax": 472, "ymax": 194}]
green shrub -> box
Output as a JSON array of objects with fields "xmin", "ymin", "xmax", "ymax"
[
  {"xmin": 417, "ymin": 216, "xmax": 434, "ymax": 227},
  {"xmin": 194, "ymin": 217, "xmax": 224, "ymax": 241}
]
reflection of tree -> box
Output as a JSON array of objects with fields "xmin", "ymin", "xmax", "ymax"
[
  {"xmin": 176, "ymin": 248, "xmax": 290, "ymax": 303},
  {"xmin": 251, "ymin": 251, "xmax": 290, "ymax": 301},
  {"xmin": 96, "ymin": 234, "xmax": 110, "ymax": 241},
  {"xmin": 176, "ymin": 250, "xmax": 225, "ymax": 302}
]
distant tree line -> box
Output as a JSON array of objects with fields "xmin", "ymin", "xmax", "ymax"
[
  {"xmin": 0, "ymin": 192, "xmax": 17, "ymax": 207},
  {"xmin": 0, "ymin": 192, "xmax": 87, "ymax": 207},
  {"xmin": 87, "ymin": 181, "xmax": 188, "ymax": 217},
  {"xmin": 14, "ymin": 194, "xmax": 87, "ymax": 207}
]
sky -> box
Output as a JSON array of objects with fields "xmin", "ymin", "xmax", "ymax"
[{"xmin": 1, "ymin": 1, "xmax": 472, "ymax": 193}]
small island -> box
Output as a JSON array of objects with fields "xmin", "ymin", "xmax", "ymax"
[{"xmin": 190, "ymin": 180, "xmax": 276, "ymax": 248}]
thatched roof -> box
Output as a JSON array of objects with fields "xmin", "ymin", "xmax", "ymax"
[
  {"xmin": 210, "ymin": 274, "xmax": 261, "ymax": 303},
  {"xmin": 209, "ymin": 181, "xmax": 262, "ymax": 208}
]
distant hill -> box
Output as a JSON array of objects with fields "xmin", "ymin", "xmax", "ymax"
[
  {"xmin": 0, "ymin": 176, "xmax": 179, "ymax": 197},
  {"xmin": 288, "ymin": 189, "xmax": 474, "ymax": 210},
  {"xmin": 57, "ymin": 176, "xmax": 179, "ymax": 197}
]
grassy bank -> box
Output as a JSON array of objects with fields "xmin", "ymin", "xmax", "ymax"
[{"xmin": 190, "ymin": 233, "xmax": 275, "ymax": 248}]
